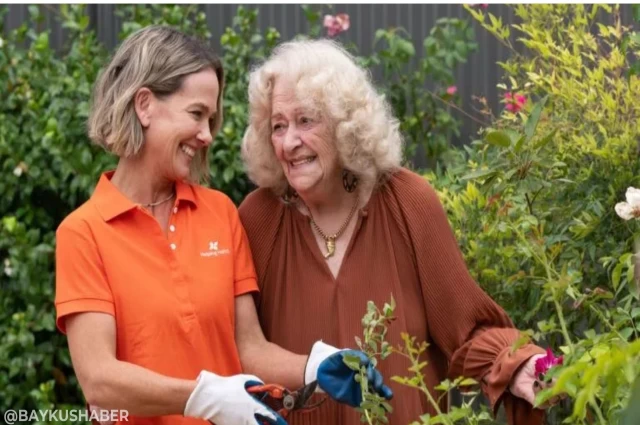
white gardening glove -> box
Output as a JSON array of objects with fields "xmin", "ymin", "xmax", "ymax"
[
  {"xmin": 304, "ymin": 341, "xmax": 393, "ymax": 407},
  {"xmin": 184, "ymin": 370, "xmax": 286, "ymax": 425},
  {"xmin": 304, "ymin": 341, "xmax": 341, "ymax": 386}
]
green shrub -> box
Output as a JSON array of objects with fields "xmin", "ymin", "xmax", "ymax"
[
  {"xmin": 360, "ymin": 18, "xmax": 477, "ymax": 166},
  {"xmin": 420, "ymin": 4, "xmax": 640, "ymax": 424}
]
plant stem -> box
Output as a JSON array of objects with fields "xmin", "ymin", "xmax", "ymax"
[
  {"xmin": 588, "ymin": 304, "xmax": 627, "ymax": 342},
  {"xmin": 512, "ymin": 224, "xmax": 574, "ymax": 351},
  {"xmin": 364, "ymin": 408, "xmax": 374, "ymax": 425},
  {"xmin": 425, "ymin": 88, "xmax": 490, "ymax": 127},
  {"xmin": 419, "ymin": 382, "xmax": 454, "ymax": 425},
  {"xmin": 553, "ymin": 296, "xmax": 574, "ymax": 351},
  {"xmin": 539, "ymin": 246, "xmax": 573, "ymax": 350},
  {"xmin": 590, "ymin": 400, "xmax": 607, "ymax": 425},
  {"xmin": 400, "ymin": 346, "xmax": 455, "ymax": 425}
]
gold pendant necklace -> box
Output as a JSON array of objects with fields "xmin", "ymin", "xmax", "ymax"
[
  {"xmin": 142, "ymin": 191, "xmax": 175, "ymax": 209},
  {"xmin": 308, "ymin": 196, "xmax": 359, "ymax": 258}
]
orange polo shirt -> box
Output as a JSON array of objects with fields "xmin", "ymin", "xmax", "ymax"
[{"xmin": 55, "ymin": 171, "xmax": 258, "ymax": 425}]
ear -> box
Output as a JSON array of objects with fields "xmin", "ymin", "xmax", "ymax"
[{"xmin": 134, "ymin": 87, "xmax": 154, "ymax": 128}]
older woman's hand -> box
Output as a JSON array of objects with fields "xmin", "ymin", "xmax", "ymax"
[
  {"xmin": 509, "ymin": 351, "xmax": 564, "ymax": 409},
  {"xmin": 305, "ymin": 341, "xmax": 393, "ymax": 407}
]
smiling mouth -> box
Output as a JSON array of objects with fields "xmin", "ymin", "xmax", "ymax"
[
  {"xmin": 289, "ymin": 156, "xmax": 316, "ymax": 167},
  {"xmin": 180, "ymin": 144, "xmax": 196, "ymax": 158}
]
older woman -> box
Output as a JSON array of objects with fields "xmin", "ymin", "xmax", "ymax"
[
  {"xmin": 55, "ymin": 27, "xmax": 391, "ymax": 425},
  {"xmin": 239, "ymin": 39, "xmax": 553, "ymax": 425}
]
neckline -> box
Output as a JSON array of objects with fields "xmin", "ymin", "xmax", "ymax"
[
  {"xmin": 289, "ymin": 188, "xmax": 378, "ymax": 282},
  {"xmin": 290, "ymin": 185, "xmax": 377, "ymax": 221}
]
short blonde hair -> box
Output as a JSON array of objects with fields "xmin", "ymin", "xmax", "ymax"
[
  {"xmin": 88, "ymin": 25, "xmax": 224, "ymax": 182},
  {"xmin": 241, "ymin": 39, "xmax": 404, "ymax": 197}
]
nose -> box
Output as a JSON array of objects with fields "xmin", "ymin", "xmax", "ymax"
[
  {"xmin": 282, "ymin": 125, "xmax": 302, "ymax": 153},
  {"xmin": 197, "ymin": 123, "xmax": 213, "ymax": 147}
]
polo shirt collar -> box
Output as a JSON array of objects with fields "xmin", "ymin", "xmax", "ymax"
[{"xmin": 93, "ymin": 171, "xmax": 197, "ymax": 222}]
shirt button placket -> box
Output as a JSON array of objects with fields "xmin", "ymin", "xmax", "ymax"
[
  {"xmin": 168, "ymin": 204, "xmax": 194, "ymax": 324},
  {"xmin": 169, "ymin": 206, "xmax": 178, "ymax": 251}
]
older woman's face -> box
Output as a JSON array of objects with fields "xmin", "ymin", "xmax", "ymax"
[
  {"xmin": 141, "ymin": 68, "xmax": 219, "ymax": 181},
  {"xmin": 270, "ymin": 78, "xmax": 340, "ymax": 197}
]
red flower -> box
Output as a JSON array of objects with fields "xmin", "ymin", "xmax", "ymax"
[
  {"xmin": 504, "ymin": 92, "xmax": 527, "ymax": 113},
  {"xmin": 534, "ymin": 348, "xmax": 563, "ymax": 378},
  {"xmin": 323, "ymin": 14, "xmax": 350, "ymax": 37}
]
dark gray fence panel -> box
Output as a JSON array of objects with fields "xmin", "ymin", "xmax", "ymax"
[{"xmin": 2, "ymin": 4, "xmax": 636, "ymax": 152}]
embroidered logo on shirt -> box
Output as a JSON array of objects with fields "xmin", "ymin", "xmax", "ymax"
[{"xmin": 201, "ymin": 240, "xmax": 230, "ymax": 257}]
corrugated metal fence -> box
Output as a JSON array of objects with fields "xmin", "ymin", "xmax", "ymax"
[{"xmin": 2, "ymin": 4, "xmax": 637, "ymax": 151}]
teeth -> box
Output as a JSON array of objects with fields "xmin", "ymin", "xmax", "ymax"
[
  {"xmin": 180, "ymin": 145, "xmax": 195, "ymax": 158},
  {"xmin": 291, "ymin": 157, "xmax": 315, "ymax": 166}
]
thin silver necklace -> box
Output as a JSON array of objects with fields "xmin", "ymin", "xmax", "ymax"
[{"xmin": 142, "ymin": 191, "xmax": 175, "ymax": 208}]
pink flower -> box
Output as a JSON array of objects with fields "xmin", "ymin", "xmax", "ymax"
[
  {"xmin": 534, "ymin": 348, "xmax": 563, "ymax": 378},
  {"xmin": 323, "ymin": 13, "xmax": 350, "ymax": 37},
  {"xmin": 504, "ymin": 92, "xmax": 527, "ymax": 113},
  {"xmin": 446, "ymin": 86, "xmax": 458, "ymax": 95}
]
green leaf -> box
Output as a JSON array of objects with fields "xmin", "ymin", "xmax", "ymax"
[
  {"xmin": 629, "ymin": 61, "xmax": 640, "ymax": 80},
  {"xmin": 485, "ymin": 130, "xmax": 511, "ymax": 148},
  {"xmin": 342, "ymin": 354, "xmax": 362, "ymax": 371},
  {"xmin": 612, "ymin": 262, "xmax": 623, "ymax": 291},
  {"xmin": 34, "ymin": 32, "xmax": 49, "ymax": 51},
  {"xmin": 534, "ymin": 128, "xmax": 557, "ymax": 150},
  {"xmin": 524, "ymin": 95, "xmax": 549, "ymax": 141},
  {"xmin": 3, "ymin": 216, "xmax": 17, "ymax": 233},
  {"xmin": 513, "ymin": 135, "xmax": 526, "ymax": 153},
  {"xmin": 222, "ymin": 167, "xmax": 234, "ymax": 183},
  {"xmin": 398, "ymin": 39, "xmax": 416, "ymax": 57},
  {"xmin": 368, "ymin": 339, "xmax": 378, "ymax": 353},
  {"xmin": 620, "ymin": 327, "xmax": 634, "ymax": 340},
  {"xmin": 622, "ymin": 375, "xmax": 640, "ymax": 425},
  {"xmin": 633, "ymin": 5, "xmax": 640, "ymax": 23},
  {"xmin": 460, "ymin": 168, "xmax": 498, "ymax": 181},
  {"xmin": 459, "ymin": 377, "xmax": 478, "ymax": 386}
]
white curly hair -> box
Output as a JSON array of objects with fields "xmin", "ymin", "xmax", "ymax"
[{"xmin": 241, "ymin": 38, "xmax": 404, "ymax": 198}]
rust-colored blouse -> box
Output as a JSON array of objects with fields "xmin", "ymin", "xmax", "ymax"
[{"xmin": 238, "ymin": 168, "xmax": 545, "ymax": 425}]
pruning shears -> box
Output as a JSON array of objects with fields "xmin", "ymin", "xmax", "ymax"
[{"xmin": 247, "ymin": 380, "xmax": 327, "ymax": 420}]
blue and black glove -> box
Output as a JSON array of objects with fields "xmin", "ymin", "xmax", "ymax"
[{"xmin": 304, "ymin": 341, "xmax": 394, "ymax": 407}]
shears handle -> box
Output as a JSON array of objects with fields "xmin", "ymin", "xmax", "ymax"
[
  {"xmin": 247, "ymin": 383, "xmax": 287, "ymax": 398},
  {"xmin": 247, "ymin": 383, "xmax": 294, "ymax": 418}
]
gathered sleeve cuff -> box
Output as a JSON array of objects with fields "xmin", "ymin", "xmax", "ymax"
[{"xmin": 449, "ymin": 327, "xmax": 546, "ymax": 424}]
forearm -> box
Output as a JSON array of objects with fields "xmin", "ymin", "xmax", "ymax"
[
  {"xmin": 85, "ymin": 359, "xmax": 196, "ymax": 417},
  {"xmin": 239, "ymin": 339, "xmax": 307, "ymax": 390}
]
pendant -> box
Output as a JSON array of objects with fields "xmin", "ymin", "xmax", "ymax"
[{"xmin": 324, "ymin": 238, "xmax": 336, "ymax": 258}]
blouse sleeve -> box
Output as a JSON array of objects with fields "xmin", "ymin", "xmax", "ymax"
[{"xmin": 390, "ymin": 169, "xmax": 546, "ymax": 425}]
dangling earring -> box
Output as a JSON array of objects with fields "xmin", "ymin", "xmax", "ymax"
[
  {"xmin": 342, "ymin": 169, "xmax": 358, "ymax": 193},
  {"xmin": 282, "ymin": 185, "xmax": 299, "ymax": 203}
]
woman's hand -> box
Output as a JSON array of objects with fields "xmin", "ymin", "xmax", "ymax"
[{"xmin": 509, "ymin": 352, "xmax": 564, "ymax": 408}]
